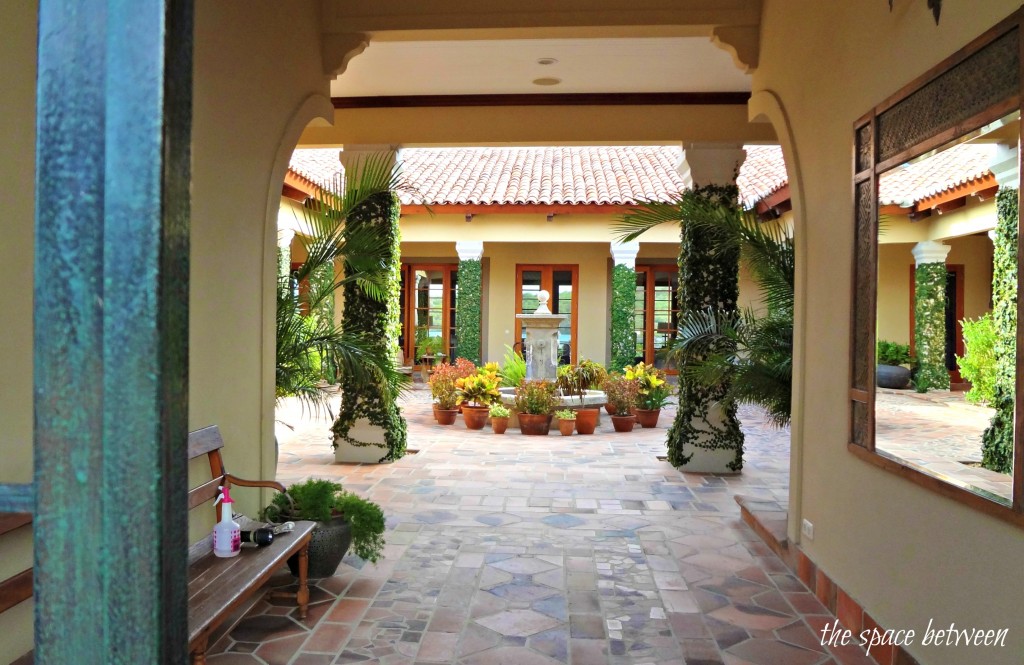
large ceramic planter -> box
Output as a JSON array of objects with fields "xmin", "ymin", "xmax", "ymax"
[
  {"xmin": 634, "ymin": 408, "xmax": 661, "ymax": 428},
  {"xmin": 558, "ymin": 418, "xmax": 576, "ymax": 436},
  {"xmin": 491, "ymin": 416, "xmax": 509, "ymax": 434},
  {"xmin": 574, "ymin": 408, "xmax": 599, "ymax": 435},
  {"xmin": 288, "ymin": 517, "xmax": 352, "ymax": 579},
  {"xmin": 610, "ymin": 414, "xmax": 636, "ymax": 433},
  {"xmin": 436, "ymin": 408, "xmax": 458, "ymax": 425},
  {"xmin": 462, "ymin": 405, "xmax": 489, "ymax": 430},
  {"xmin": 519, "ymin": 413, "xmax": 552, "ymax": 436},
  {"xmin": 876, "ymin": 364, "xmax": 911, "ymax": 389}
]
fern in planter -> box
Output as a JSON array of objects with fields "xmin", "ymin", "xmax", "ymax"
[{"xmin": 264, "ymin": 479, "xmax": 386, "ymax": 564}]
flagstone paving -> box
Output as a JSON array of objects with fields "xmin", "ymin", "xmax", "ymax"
[{"xmin": 204, "ymin": 388, "xmax": 877, "ymax": 665}]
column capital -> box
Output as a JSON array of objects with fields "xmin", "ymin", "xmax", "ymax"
[
  {"xmin": 989, "ymin": 143, "xmax": 1019, "ymax": 188},
  {"xmin": 339, "ymin": 144, "xmax": 402, "ymax": 184},
  {"xmin": 456, "ymin": 240, "xmax": 484, "ymax": 261},
  {"xmin": 610, "ymin": 241, "xmax": 640, "ymax": 269},
  {"xmin": 277, "ymin": 227, "xmax": 295, "ymax": 248},
  {"xmin": 677, "ymin": 142, "xmax": 747, "ymax": 189},
  {"xmin": 911, "ymin": 240, "xmax": 951, "ymax": 266}
]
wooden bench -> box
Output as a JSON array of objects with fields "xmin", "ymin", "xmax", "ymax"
[
  {"xmin": 0, "ymin": 512, "xmax": 33, "ymax": 664},
  {"xmin": 187, "ymin": 426, "xmax": 316, "ymax": 664}
]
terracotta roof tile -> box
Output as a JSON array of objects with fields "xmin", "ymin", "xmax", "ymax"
[
  {"xmin": 289, "ymin": 145, "xmax": 785, "ymax": 208},
  {"xmin": 878, "ymin": 143, "xmax": 997, "ymax": 206}
]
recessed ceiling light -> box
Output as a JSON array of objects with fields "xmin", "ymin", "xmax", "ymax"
[
  {"xmin": 532, "ymin": 77, "xmax": 562, "ymax": 86},
  {"xmin": 537, "ymin": 57, "xmax": 558, "ymax": 66}
]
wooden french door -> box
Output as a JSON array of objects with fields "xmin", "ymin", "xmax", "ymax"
[
  {"xmin": 634, "ymin": 265, "xmax": 680, "ymax": 372},
  {"xmin": 402, "ymin": 264, "xmax": 458, "ymax": 364},
  {"xmin": 515, "ymin": 265, "xmax": 578, "ymax": 365}
]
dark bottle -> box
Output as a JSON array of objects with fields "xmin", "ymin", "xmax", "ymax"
[{"xmin": 240, "ymin": 528, "xmax": 274, "ymax": 547}]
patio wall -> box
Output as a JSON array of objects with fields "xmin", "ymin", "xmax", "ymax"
[{"xmin": 755, "ymin": 0, "xmax": 1023, "ymax": 662}]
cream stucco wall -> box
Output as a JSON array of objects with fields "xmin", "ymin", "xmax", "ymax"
[
  {"xmin": 755, "ymin": 1, "xmax": 1023, "ymax": 662},
  {"xmin": 0, "ymin": 0, "xmax": 37, "ymax": 658}
]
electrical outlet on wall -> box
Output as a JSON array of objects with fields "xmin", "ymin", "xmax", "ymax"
[{"xmin": 801, "ymin": 519, "xmax": 814, "ymax": 541}]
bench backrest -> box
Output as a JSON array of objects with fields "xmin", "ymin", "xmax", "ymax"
[
  {"xmin": 188, "ymin": 425, "xmax": 228, "ymax": 515},
  {"xmin": 0, "ymin": 513, "xmax": 32, "ymax": 617}
]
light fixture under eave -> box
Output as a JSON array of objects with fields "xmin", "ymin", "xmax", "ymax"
[
  {"xmin": 537, "ymin": 57, "xmax": 558, "ymax": 66},
  {"xmin": 532, "ymin": 77, "xmax": 561, "ymax": 87}
]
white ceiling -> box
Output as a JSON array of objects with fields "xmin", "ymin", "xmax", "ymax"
[{"xmin": 330, "ymin": 37, "xmax": 751, "ymax": 97}]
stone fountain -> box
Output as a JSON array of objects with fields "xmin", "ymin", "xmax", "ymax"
[{"xmin": 500, "ymin": 291, "xmax": 607, "ymax": 424}]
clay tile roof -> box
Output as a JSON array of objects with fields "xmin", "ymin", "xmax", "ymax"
[
  {"xmin": 288, "ymin": 145, "xmax": 789, "ymax": 208},
  {"xmin": 878, "ymin": 143, "xmax": 997, "ymax": 207}
]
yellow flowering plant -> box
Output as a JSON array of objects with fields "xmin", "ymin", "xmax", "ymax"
[{"xmin": 625, "ymin": 362, "xmax": 672, "ymax": 410}]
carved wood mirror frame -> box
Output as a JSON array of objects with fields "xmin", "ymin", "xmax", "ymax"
[{"xmin": 849, "ymin": 9, "xmax": 1024, "ymax": 527}]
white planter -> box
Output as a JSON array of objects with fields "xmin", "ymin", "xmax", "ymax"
[
  {"xmin": 675, "ymin": 402, "xmax": 741, "ymax": 474},
  {"xmin": 333, "ymin": 418, "xmax": 389, "ymax": 464}
]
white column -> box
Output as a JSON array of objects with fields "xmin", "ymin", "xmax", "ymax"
[
  {"xmin": 339, "ymin": 143, "xmax": 401, "ymax": 184},
  {"xmin": 610, "ymin": 241, "xmax": 640, "ymax": 269},
  {"xmin": 277, "ymin": 227, "xmax": 295, "ymax": 280},
  {"xmin": 455, "ymin": 240, "xmax": 484, "ymax": 261},
  {"xmin": 677, "ymin": 142, "xmax": 748, "ymax": 189},
  {"xmin": 988, "ymin": 143, "xmax": 1019, "ymax": 188},
  {"xmin": 911, "ymin": 240, "xmax": 951, "ymax": 266}
]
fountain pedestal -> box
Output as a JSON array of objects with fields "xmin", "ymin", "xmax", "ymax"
[{"xmin": 515, "ymin": 290, "xmax": 565, "ymax": 381}]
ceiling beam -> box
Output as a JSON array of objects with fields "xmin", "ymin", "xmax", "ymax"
[{"xmin": 332, "ymin": 92, "xmax": 751, "ymax": 109}]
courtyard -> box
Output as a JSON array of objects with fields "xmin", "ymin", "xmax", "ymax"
[{"xmin": 194, "ymin": 387, "xmax": 883, "ymax": 665}]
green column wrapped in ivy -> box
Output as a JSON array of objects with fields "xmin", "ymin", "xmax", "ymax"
[
  {"xmin": 666, "ymin": 184, "xmax": 745, "ymax": 471},
  {"xmin": 310, "ymin": 261, "xmax": 335, "ymax": 324},
  {"xmin": 610, "ymin": 263, "xmax": 636, "ymax": 372},
  {"xmin": 332, "ymin": 191, "xmax": 408, "ymax": 462},
  {"xmin": 455, "ymin": 259, "xmax": 482, "ymax": 363},
  {"xmin": 982, "ymin": 187, "xmax": 1018, "ymax": 473},
  {"xmin": 912, "ymin": 261, "xmax": 950, "ymax": 392}
]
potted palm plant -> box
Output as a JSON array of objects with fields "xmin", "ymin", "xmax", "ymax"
[
  {"xmin": 604, "ymin": 373, "xmax": 639, "ymax": 432},
  {"xmin": 555, "ymin": 408, "xmax": 577, "ymax": 436},
  {"xmin": 263, "ymin": 479, "xmax": 385, "ymax": 578},
  {"xmin": 489, "ymin": 403, "xmax": 511, "ymax": 434},
  {"xmin": 429, "ymin": 362, "xmax": 460, "ymax": 425},
  {"xmin": 513, "ymin": 380, "xmax": 559, "ymax": 435},
  {"xmin": 456, "ymin": 367, "xmax": 502, "ymax": 429},
  {"xmin": 625, "ymin": 362, "xmax": 672, "ymax": 428}
]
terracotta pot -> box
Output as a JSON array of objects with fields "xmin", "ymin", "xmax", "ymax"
[
  {"xmin": 574, "ymin": 408, "xmax": 599, "ymax": 435},
  {"xmin": 604, "ymin": 403, "xmax": 615, "ymax": 415},
  {"xmin": 634, "ymin": 408, "xmax": 661, "ymax": 428},
  {"xmin": 462, "ymin": 405, "xmax": 489, "ymax": 430},
  {"xmin": 610, "ymin": 414, "xmax": 636, "ymax": 433},
  {"xmin": 518, "ymin": 413, "xmax": 552, "ymax": 436},
  {"xmin": 558, "ymin": 418, "xmax": 576, "ymax": 436},
  {"xmin": 491, "ymin": 416, "xmax": 509, "ymax": 434},
  {"xmin": 435, "ymin": 408, "xmax": 458, "ymax": 425},
  {"xmin": 432, "ymin": 403, "xmax": 439, "ymax": 421}
]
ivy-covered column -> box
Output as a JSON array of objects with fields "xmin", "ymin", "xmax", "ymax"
[
  {"xmin": 455, "ymin": 241, "xmax": 483, "ymax": 363},
  {"xmin": 667, "ymin": 144, "xmax": 746, "ymax": 473},
  {"xmin": 910, "ymin": 240, "xmax": 951, "ymax": 392},
  {"xmin": 277, "ymin": 227, "xmax": 295, "ymax": 281},
  {"xmin": 610, "ymin": 242, "xmax": 639, "ymax": 372},
  {"xmin": 332, "ymin": 147, "xmax": 407, "ymax": 463},
  {"xmin": 982, "ymin": 187, "xmax": 1018, "ymax": 473}
]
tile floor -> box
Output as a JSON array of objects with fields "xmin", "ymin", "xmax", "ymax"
[{"xmin": 204, "ymin": 388, "xmax": 873, "ymax": 665}]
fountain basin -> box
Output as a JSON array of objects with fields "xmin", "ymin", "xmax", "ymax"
[{"xmin": 498, "ymin": 388, "xmax": 607, "ymax": 429}]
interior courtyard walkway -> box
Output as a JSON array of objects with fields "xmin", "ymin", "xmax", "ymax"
[{"xmin": 203, "ymin": 388, "xmax": 878, "ymax": 665}]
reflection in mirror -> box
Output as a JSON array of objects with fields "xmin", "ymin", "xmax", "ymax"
[{"xmin": 874, "ymin": 112, "xmax": 1019, "ymax": 505}]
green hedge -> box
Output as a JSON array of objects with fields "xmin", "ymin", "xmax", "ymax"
[
  {"xmin": 666, "ymin": 184, "xmax": 745, "ymax": 471},
  {"xmin": 912, "ymin": 261, "xmax": 949, "ymax": 392},
  {"xmin": 982, "ymin": 187, "xmax": 1018, "ymax": 473},
  {"xmin": 332, "ymin": 191, "xmax": 408, "ymax": 462},
  {"xmin": 610, "ymin": 263, "xmax": 636, "ymax": 372},
  {"xmin": 455, "ymin": 259, "xmax": 482, "ymax": 363}
]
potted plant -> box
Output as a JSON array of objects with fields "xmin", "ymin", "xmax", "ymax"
[
  {"xmin": 456, "ymin": 368, "xmax": 501, "ymax": 429},
  {"xmin": 554, "ymin": 408, "xmax": 576, "ymax": 436},
  {"xmin": 556, "ymin": 359, "xmax": 607, "ymax": 435},
  {"xmin": 263, "ymin": 478, "xmax": 385, "ymax": 578},
  {"xmin": 876, "ymin": 340, "xmax": 913, "ymax": 389},
  {"xmin": 604, "ymin": 373, "xmax": 639, "ymax": 432},
  {"xmin": 513, "ymin": 380, "xmax": 558, "ymax": 435},
  {"xmin": 489, "ymin": 403, "xmax": 511, "ymax": 434},
  {"xmin": 429, "ymin": 362, "xmax": 460, "ymax": 425},
  {"xmin": 416, "ymin": 331, "xmax": 447, "ymax": 382},
  {"xmin": 625, "ymin": 362, "xmax": 671, "ymax": 428}
]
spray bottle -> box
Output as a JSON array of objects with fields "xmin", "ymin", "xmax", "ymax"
[{"xmin": 213, "ymin": 486, "xmax": 241, "ymax": 558}]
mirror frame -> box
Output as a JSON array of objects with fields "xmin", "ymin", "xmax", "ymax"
[{"xmin": 849, "ymin": 9, "xmax": 1024, "ymax": 527}]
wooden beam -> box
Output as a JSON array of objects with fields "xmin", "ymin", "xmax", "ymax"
[
  {"xmin": 281, "ymin": 183, "xmax": 309, "ymax": 202},
  {"xmin": 0, "ymin": 569, "xmax": 32, "ymax": 614},
  {"xmin": 934, "ymin": 198, "xmax": 966, "ymax": 214},
  {"xmin": 0, "ymin": 513, "xmax": 31, "ymax": 537},
  {"xmin": 284, "ymin": 170, "xmax": 320, "ymax": 198},
  {"xmin": 332, "ymin": 92, "xmax": 752, "ymax": 109},
  {"xmin": 915, "ymin": 172, "xmax": 997, "ymax": 210}
]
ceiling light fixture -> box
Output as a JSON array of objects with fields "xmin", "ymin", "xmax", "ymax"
[
  {"xmin": 537, "ymin": 57, "xmax": 558, "ymax": 66},
  {"xmin": 532, "ymin": 77, "xmax": 561, "ymax": 86}
]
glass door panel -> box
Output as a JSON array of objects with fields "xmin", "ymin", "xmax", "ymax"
[
  {"xmin": 515, "ymin": 265, "xmax": 578, "ymax": 364},
  {"xmin": 552, "ymin": 270, "xmax": 573, "ymax": 365},
  {"xmin": 634, "ymin": 272, "xmax": 647, "ymax": 364},
  {"xmin": 403, "ymin": 264, "xmax": 458, "ymax": 364}
]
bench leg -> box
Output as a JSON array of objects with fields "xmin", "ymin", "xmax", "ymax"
[
  {"xmin": 191, "ymin": 638, "xmax": 207, "ymax": 665},
  {"xmin": 296, "ymin": 543, "xmax": 310, "ymax": 620}
]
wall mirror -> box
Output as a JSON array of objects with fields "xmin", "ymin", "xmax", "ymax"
[{"xmin": 850, "ymin": 12, "xmax": 1024, "ymax": 523}]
